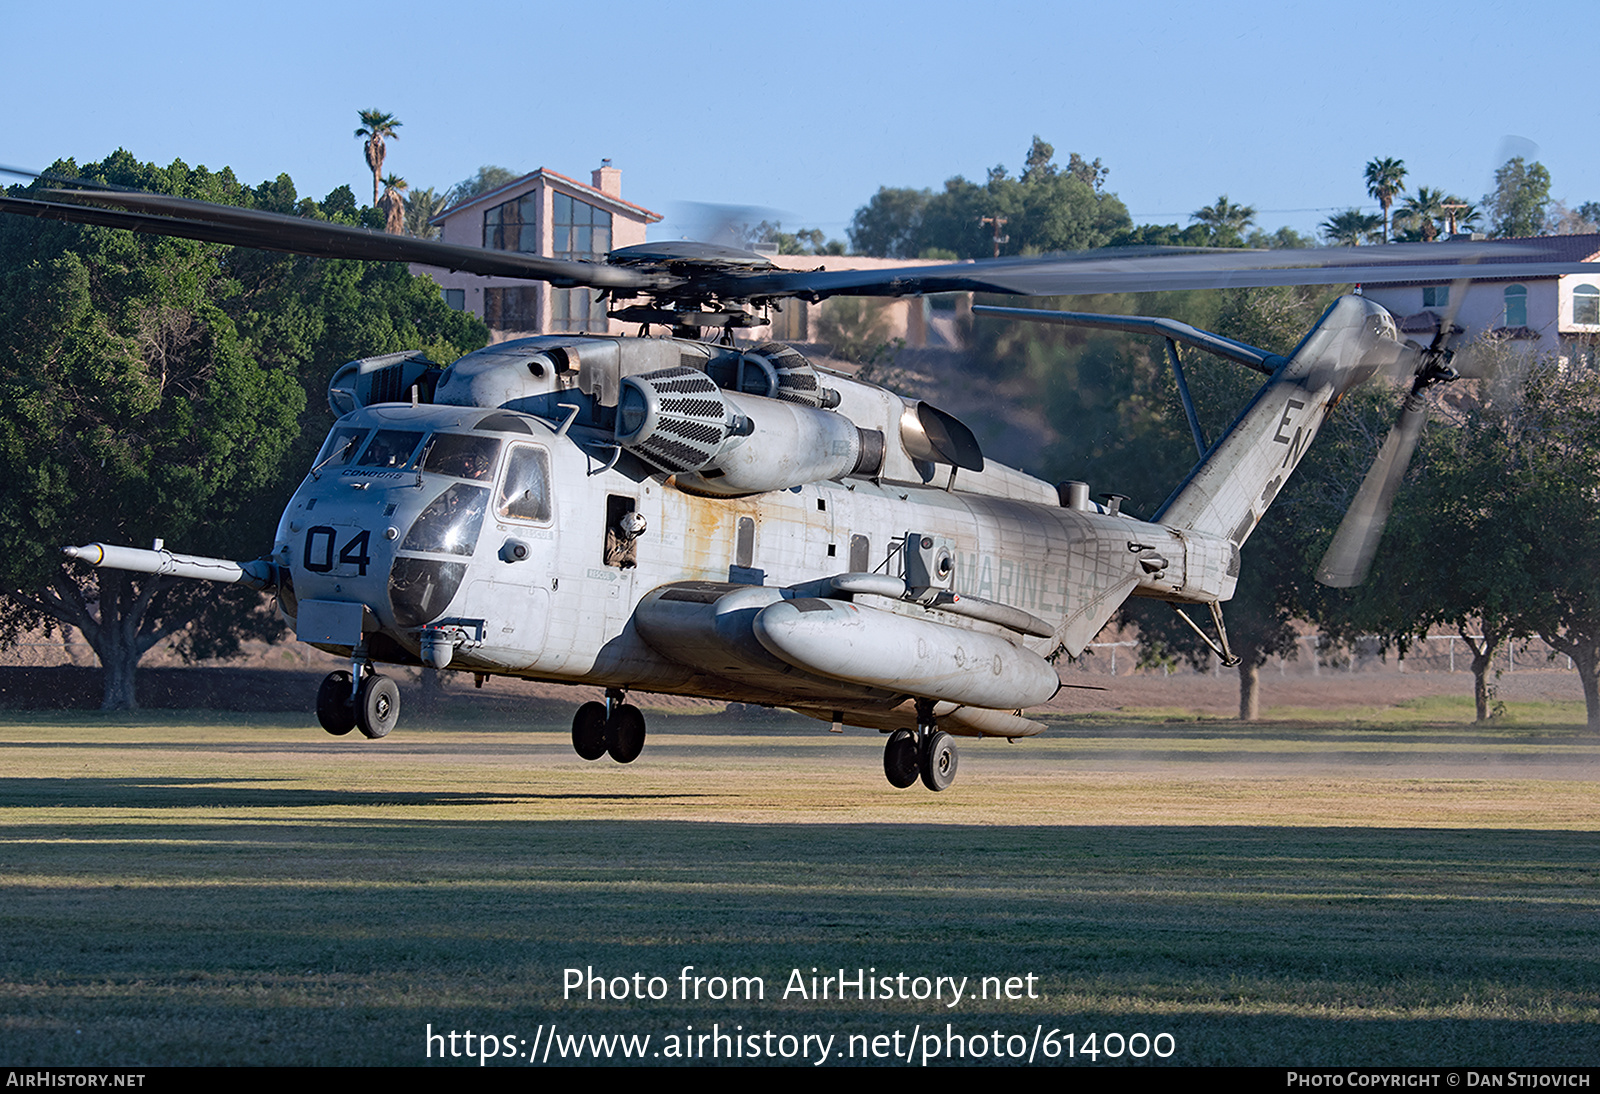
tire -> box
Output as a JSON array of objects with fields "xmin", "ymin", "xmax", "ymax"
[
  {"xmin": 883, "ymin": 729, "xmax": 919, "ymax": 788},
  {"xmin": 607, "ymin": 704, "xmax": 647, "ymax": 764},
  {"xmin": 572, "ymin": 702, "xmax": 608, "ymax": 760},
  {"xmin": 920, "ymin": 730, "xmax": 958, "ymax": 792},
  {"xmin": 356, "ymin": 674, "xmax": 400, "ymax": 739},
  {"xmin": 317, "ymin": 671, "xmax": 356, "ymax": 736}
]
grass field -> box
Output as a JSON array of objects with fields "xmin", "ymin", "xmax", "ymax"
[{"xmin": 1, "ymin": 705, "xmax": 1597, "ymax": 1067}]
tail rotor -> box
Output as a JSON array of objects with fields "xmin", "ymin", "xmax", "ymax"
[{"xmin": 1315, "ymin": 278, "xmax": 1471, "ymax": 587}]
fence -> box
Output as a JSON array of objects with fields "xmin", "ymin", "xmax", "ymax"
[
  {"xmin": 1065, "ymin": 633, "xmax": 1576, "ymax": 679},
  {"xmin": 2, "ymin": 630, "xmax": 1580, "ymax": 681}
]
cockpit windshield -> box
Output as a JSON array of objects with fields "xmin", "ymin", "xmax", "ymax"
[
  {"xmin": 422, "ymin": 434, "xmax": 502, "ymax": 481},
  {"xmin": 402, "ymin": 484, "xmax": 489, "ymax": 556},
  {"xmin": 497, "ymin": 445, "xmax": 552, "ymax": 523},
  {"xmin": 357, "ymin": 430, "xmax": 426, "ymax": 469},
  {"xmin": 313, "ymin": 426, "xmax": 368, "ymax": 473}
]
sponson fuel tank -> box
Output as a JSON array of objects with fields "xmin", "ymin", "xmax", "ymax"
[{"xmin": 753, "ymin": 598, "xmax": 1060, "ymax": 711}]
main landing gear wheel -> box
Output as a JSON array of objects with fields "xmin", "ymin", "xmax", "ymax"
[
  {"xmin": 607, "ymin": 705, "xmax": 647, "ymax": 764},
  {"xmin": 572, "ymin": 701, "xmax": 609, "ymax": 760},
  {"xmin": 571, "ymin": 699, "xmax": 648, "ymax": 763},
  {"xmin": 883, "ymin": 729, "xmax": 919, "ymax": 788},
  {"xmin": 920, "ymin": 730, "xmax": 958, "ymax": 792},
  {"xmin": 317, "ymin": 670, "xmax": 356, "ymax": 736},
  {"xmin": 356, "ymin": 673, "xmax": 400, "ymax": 739}
]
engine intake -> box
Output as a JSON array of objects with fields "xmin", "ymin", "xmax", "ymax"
[{"xmin": 616, "ymin": 366, "xmax": 873, "ymax": 496}]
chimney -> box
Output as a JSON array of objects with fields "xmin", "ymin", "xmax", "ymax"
[{"xmin": 592, "ymin": 159, "xmax": 621, "ymax": 198}]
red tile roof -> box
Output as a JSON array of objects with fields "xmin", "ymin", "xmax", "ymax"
[{"xmin": 433, "ymin": 168, "xmax": 662, "ymax": 225}]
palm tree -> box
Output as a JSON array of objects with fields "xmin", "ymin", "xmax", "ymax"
[
  {"xmin": 355, "ymin": 110, "xmax": 402, "ymax": 208},
  {"xmin": 1320, "ymin": 209, "xmax": 1383, "ymax": 247},
  {"xmin": 379, "ymin": 174, "xmax": 408, "ymax": 235},
  {"xmin": 1395, "ymin": 186, "xmax": 1447, "ymax": 242},
  {"xmin": 1190, "ymin": 195, "xmax": 1257, "ymax": 245},
  {"xmin": 403, "ymin": 186, "xmax": 448, "ymax": 239},
  {"xmin": 1364, "ymin": 157, "xmax": 1407, "ymax": 243}
]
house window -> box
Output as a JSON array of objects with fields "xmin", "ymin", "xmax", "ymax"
[
  {"xmin": 484, "ymin": 287, "xmax": 540, "ymax": 332},
  {"xmin": 483, "ymin": 193, "xmax": 539, "ymax": 252},
  {"xmin": 552, "ymin": 287, "xmax": 606, "ymax": 333},
  {"xmin": 551, "ymin": 193, "xmax": 613, "ymax": 333},
  {"xmin": 1574, "ymin": 285, "xmax": 1600, "ymax": 325},
  {"xmin": 442, "ymin": 288, "xmax": 465, "ymax": 311},
  {"xmin": 552, "ymin": 193, "xmax": 611, "ymax": 259},
  {"xmin": 1422, "ymin": 285, "xmax": 1449, "ymax": 308},
  {"xmin": 1504, "ymin": 284, "xmax": 1528, "ymax": 328}
]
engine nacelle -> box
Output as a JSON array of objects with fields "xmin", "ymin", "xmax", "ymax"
[
  {"xmin": 327, "ymin": 351, "xmax": 442, "ymax": 414},
  {"xmin": 615, "ymin": 366, "xmax": 881, "ymax": 496}
]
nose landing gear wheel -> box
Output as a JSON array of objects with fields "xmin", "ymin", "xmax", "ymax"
[
  {"xmin": 607, "ymin": 705, "xmax": 647, "ymax": 764},
  {"xmin": 572, "ymin": 701, "xmax": 609, "ymax": 760},
  {"xmin": 920, "ymin": 730, "xmax": 957, "ymax": 792},
  {"xmin": 883, "ymin": 729, "xmax": 919, "ymax": 788},
  {"xmin": 356, "ymin": 673, "xmax": 400, "ymax": 739},
  {"xmin": 317, "ymin": 670, "xmax": 356, "ymax": 736}
]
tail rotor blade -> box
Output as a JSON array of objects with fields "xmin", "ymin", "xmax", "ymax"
[{"xmin": 1315, "ymin": 393, "xmax": 1429, "ymax": 587}]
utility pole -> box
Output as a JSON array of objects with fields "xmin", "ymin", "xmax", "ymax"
[{"xmin": 980, "ymin": 215, "xmax": 1009, "ymax": 258}]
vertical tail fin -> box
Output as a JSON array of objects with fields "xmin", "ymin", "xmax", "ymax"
[{"xmin": 1154, "ymin": 295, "xmax": 1404, "ymax": 545}]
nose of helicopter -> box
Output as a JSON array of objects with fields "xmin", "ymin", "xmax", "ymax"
[{"xmin": 278, "ymin": 475, "xmax": 486, "ymax": 634}]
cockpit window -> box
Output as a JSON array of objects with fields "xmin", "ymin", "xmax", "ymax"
[
  {"xmin": 357, "ymin": 430, "xmax": 425, "ymax": 469},
  {"xmin": 423, "ymin": 434, "xmax": 502, "ymax": 481},
  {"xmin": 314, "ymin": 427, "xmax": 367, "ymax": 472},
  {"xmin": 402, "ymin": 484, "xmax": 489, "ymax": 556},
  {"xmin": 497, "ymin": 445, "xmax": 552, "ymax": 523}
]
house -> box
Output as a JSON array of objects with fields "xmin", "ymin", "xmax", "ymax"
[
  {"xmin": 417, "ymin": 167, "xmax": 960, "ymax": 349},
  {"xmin": 417, "ymin": 163, "xmax": 662, "ymax": 340},
  {"xmin": 1359, "ymin": 234, "xmax": 1600, "ymax": 365}
]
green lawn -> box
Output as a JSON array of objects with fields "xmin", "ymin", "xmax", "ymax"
[{"xmin": 1, "ymin": 711, "xmax": 1596, "ymax": 1066}]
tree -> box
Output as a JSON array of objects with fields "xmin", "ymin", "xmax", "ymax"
[
  {"xmin": 0, "ymin": 155, "xmax": 303, "ymax": 708},
  {"xmin": 848, "ymin": 187, "xmax": 932, "ymax": 258},
  {"xmin": 1512, "ymin": 367, "xmax": 1600, "ymax": 728},
  {"xmin": 1393, "ymin": 186, "xmax": 1447, "ymax": 242},
  {"xmin": 1344, "ymin": 399, "xmax": 1541, "ymax": 721},
  {"xmin": 445, "ymin": 165, "xmax": 520, "ymax": 209},
  {"xmin": 1114, "ymin": 286, "xmax": 1336, "ymax": 719},
  {"xmin": 748, "ymin": 220, "xmax": 845, "ymax": 256},
  {"xmin": 846, "ymin": 139, "xmax": 1130, "ymax": 260},
  {"xmin": 1484, "ymin": 157, "xmax": 1552, "ymax": 239},
  {"xmin": 355, "ymin": 110, "xmax": 402, "ymax": 208},
  {"xmin": 403, "ymin": 186, "xmax": 448, "ymax": 239},
  {"xmin": 1364, "ymin": 157, "xmax": 1407, "ymax": 243},
  {"xmin": 1320, "ymin": 209, "xmax": 1382, "ymax": 246},
  {"xmin": 1244, "ymin": 226, "xmax": 1314, "ymax": 250},
  {"xmin": 1189, "ymin": 195, "xmax": 1256, "ymax": 247},
  {"xmin": 1109, "ymin": 222, "xmax": 1212, "ymax": 248},
  {"xmin": 1546, "ymin": 200, "xmax": 1600, "ymax": 236},
  {"xmin": 379, "ymin": 173, "xmax": 408, "ymax": 235},
  {"xmin": 0, "ymin": 152, "xmax": 488, "ymax": 709}
]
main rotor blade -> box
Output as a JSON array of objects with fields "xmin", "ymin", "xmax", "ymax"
[
  {"xmin": 0, "ymin": 189, "xmax": 668, "ymax": 291},
  {"xmin": 5, "ymin": 179, "xmax": 1596, "ymax": 305},
  {"xmin": 721, "ymin": 243, "xmax": 1597, "ymax": 302},
  {"xmin": 1315, "ymin": 392, "xmax": 1430, "ymax": 588}
]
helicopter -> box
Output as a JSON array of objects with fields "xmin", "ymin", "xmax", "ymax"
[{"xmin": 5, "ymin": 179, "xmax": 1588, "ymax": 791}]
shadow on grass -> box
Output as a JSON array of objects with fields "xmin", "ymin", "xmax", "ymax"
[
  {"xmin": 0, "ymin": 777, "xmax": 726, "ymax": 808},
  {"xmin": 2, "ymin": 814, "xmax": 1596, "ymax": 1065}
]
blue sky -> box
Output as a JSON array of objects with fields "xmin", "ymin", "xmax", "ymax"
[{"xmin": 7, "ymin": 0, "xmax": 1593, "ymax": 245}]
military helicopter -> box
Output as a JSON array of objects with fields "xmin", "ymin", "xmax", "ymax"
[{"xmin": 4, "ymin": 179, "xmax": 1585, "ymax": 790}]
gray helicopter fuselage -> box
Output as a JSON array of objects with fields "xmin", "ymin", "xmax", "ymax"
[
  {"xmin": 276, "ymin": 397, "xmax": 1228, "ymax": 706},
  {"xmin": 64, "ymin": 297, "xmax": 1401, "ymax": 765},
  {"xmin": 263, "ymin": 299, "xmax": 1409, "ymax": 736}
]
